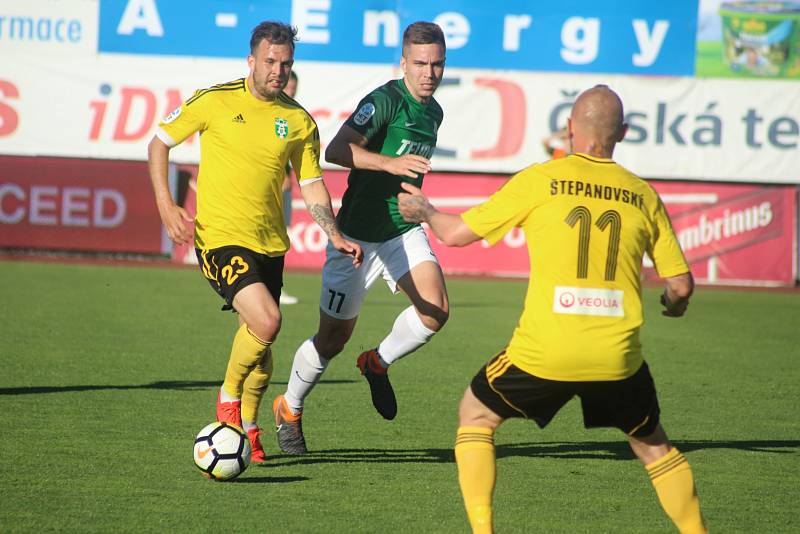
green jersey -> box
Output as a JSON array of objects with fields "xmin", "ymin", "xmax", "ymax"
[{"xmin": 336, "ymin": 79, "xmax": 443, "ymax": 242}]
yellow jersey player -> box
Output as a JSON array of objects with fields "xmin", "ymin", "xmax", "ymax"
[
  {"xmin": 279, "ymin": 70, "xmax": 300, "ymax": 306},
  {"xmin": 398, "ymin": 86, "xmax": 706, "ymax": 534},
  {"xmin": 147, "ymin": 21, "xmax": 362, "ymax": 463}
]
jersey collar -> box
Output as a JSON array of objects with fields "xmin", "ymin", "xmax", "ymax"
[
  {"xmin": 572, "ymin": 153, "xmax": 615, "ymax": 164},
  {"xmin": 397, "ymin": 78, "xmax": 428, "ymax": 109}
]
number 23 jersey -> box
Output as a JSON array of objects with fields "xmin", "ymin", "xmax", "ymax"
[{"xmin": 157, "ymin": 78, "xmax": 322, "ymax": 256}]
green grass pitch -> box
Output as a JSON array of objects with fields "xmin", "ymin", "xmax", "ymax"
[{"xmin": 0, "ymin": 260, "xmax": 797, "ymax": 533}]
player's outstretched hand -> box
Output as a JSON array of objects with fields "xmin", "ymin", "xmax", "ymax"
[
  {"xmin": 660, "ymin": 292, "xmax": 688, "ymax": 317},
  {"xmin": 160, "ymin": 203, "xmax": 194, "ymax": 245},
  {"xmin": 331, "ymin": 235, "xmax": 363, "ymax": 268},
  {"xmin": 383, "ymin": 154, "xmax": 431, "ymax": 178},
  {"xmin": 398, "ymin": 182, "xmax": 432, "ymax": 223}
]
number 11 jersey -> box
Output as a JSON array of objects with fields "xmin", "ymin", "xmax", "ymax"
[{"xmin": 462, "ymin": 153, "xmax": 689, "ymax": 382}]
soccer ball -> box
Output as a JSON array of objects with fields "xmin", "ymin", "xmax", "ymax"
[{"xmin": 193, "ymin": 422, "xmax": 251, "ymax": 481}]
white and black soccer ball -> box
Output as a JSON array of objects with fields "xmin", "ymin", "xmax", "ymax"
[{"xmin": 193, "ymin": 422, "xmax": 251, "ymax": 481}]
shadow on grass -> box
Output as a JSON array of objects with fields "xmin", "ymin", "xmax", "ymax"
[
  {"xmin": 264, "ymin": 439, "xmax": 800, "ymax": 466},
  {"xmin": 265, "ymin": 448, "xmax": 453, "ymax": 466},
  {"xmin": 231, "ymin": 475, "xmax": 310, "ymax": 484},
  {"xmin": 496, "ymin": 440, "xmax": 800, "ymax": 460},
  {"xmin": 0, "ymin": 379, "xmax": 355, "ymax": 395}
]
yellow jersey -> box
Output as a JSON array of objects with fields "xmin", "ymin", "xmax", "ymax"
[
  {"xmin": 157, "ymin": 78, "xmax": 323, "ymax": 256},
  {"xmin": 462, "ymin": 153, "xmax": 689, "ymax": 381}
]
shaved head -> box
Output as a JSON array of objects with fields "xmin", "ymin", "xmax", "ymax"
[{"xmin": 568, "ymin": 85, "xmax": 626, "ymax": 156}]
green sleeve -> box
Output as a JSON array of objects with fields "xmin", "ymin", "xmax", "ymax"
[{"xmin": 344, "ymin": 89, "xmax": 393, "ymax": 142}]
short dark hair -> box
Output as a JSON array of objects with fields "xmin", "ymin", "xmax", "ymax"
[
  {"xmin": 250, "ymin": 21, "xmax": 298, "ymax": 53},
  {"xmin": 402, "ymin": 22, "xmax": 446, "ymax": 54}
]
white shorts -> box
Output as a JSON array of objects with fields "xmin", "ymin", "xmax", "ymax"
[{"xmin": 320, "ymin": 225, "xmax": 440, "ymax": 320}]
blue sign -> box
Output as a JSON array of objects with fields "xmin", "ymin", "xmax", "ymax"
[{"xmin": 99, "ymin": 0, "xmax": 699, "ymax": 75}]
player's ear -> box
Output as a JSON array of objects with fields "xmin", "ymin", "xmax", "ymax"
[
  {"xmin": 618, "ymin": 123, "xmax": 629, "ymax": 142},
  {"xmin": 247, "ymin": 54, "xmax": 255, "ymax": 71},
  {"xmin": 400, "ymin": 54, "xmax": 407, "ymax": 75}
]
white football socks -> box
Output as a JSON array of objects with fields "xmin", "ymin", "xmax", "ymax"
[
  {"xmin": 284, "ymin": 338, "xmax": 329, "ymax": 414},
  {"xmin": 283, "ymin": 307, "xmax": 435, "ymax": 412},
  {"xmin": 377, "ymin": 305, "xmax": 437, "ymax": 366}
]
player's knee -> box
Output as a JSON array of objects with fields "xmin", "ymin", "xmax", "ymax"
[
  {"xmin": 418, "ymin": 304, "xmax": 449, "ymax": 331},
  {"xmin": 313, "ymin": 331, "xmax": 350, "ymax": 360},
  {"xmin": 435, "ymin": 307, "xmax": 449, "ymax": 329},
  {"xmin": 628, "ymin": 424, "xmax": 672, "ymax": 464},
  {"xmin": 248, "ymin": 312, "xmax": 282, "ymax": 342},
  {"xmin": 457, "ymin": 387, "xmax": 498, "ymax": 429},
  {"xmin": 457, "ymin": 392, "xmax": 475, "ymax": 423},
  {"xmin": 458, "ymin": 411, "xmax": 498, "ymax": 430},
  {"xmin": 630, "ymin": 441, "xmax": 672, "ymax": 465}
]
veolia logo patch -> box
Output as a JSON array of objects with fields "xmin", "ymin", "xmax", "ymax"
[
  {"xmin": 558, "ymin": 291, "xmax": 576, "ymax": 308},
  {"xmin": 553, "ymin": 286, "xmax": 624, "ymax": 317}
]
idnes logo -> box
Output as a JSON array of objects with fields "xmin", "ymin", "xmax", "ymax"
[{"xmin": 89, "ymin": 83, "xmax": 196, "ymax": 143}]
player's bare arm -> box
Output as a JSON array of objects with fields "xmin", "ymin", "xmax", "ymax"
[
  {"xmin": 661, "ymin": 272, "xmax": 694, "ymax": 317},
  {"xmin": 326, "ymin": 124, "xmax": 431, "ymax": 178},
  {"xmin": 147, "ymin": 136, "xmax": 193, "ymax": 245},
  {"xmin": 398, "ymin": 182, "xmax": 480, "ymax": 247},
  {"xmin": 300, "ymin": 179, "xmax": 363, "ymax": 267}
]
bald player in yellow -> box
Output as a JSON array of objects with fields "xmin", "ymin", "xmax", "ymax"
[
  {"xmin": 398, "ymin": 85, "xmax": 706, "ymax": 534},
  {"xmin": 148, "ymin": 21, "xmax": 362, "ymax": 462}
]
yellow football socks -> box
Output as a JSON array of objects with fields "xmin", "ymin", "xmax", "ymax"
[
  {"xmin": 646, "ymin": 448, "xmax": 707, "ymax": 534},
  {"xmin": 222, "ymin": 323, "xmax": 270, "ymax": 399},
  {"xmin": 241, "ymin": 347, "xmax": 273, "ymax": 425},
  {"xmin": 455, "ymin": 426, "xmax": 496, "ymax": 534}
]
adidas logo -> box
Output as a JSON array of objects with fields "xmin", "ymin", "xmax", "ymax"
[{"xmin": 232, "ymin": 113, "xmax": 245, "ymax": 123}]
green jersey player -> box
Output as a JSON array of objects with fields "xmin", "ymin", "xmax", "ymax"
[
  {"xmin": 336, "ymin": 77, "xmax": 443, "ymax": 242},
  {"xmin": 273, "ymin": 22, "xmax": 449, "ymax": 454}
]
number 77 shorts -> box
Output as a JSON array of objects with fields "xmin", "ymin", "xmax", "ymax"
[{"xmin": 320, "ymin": 225, "xmax": 440, "ymax": 320}]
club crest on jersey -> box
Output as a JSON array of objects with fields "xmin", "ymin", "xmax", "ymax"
[
  {"xmin": 275, "ymin": 118, "xmax": 289, "ymax": 139},
  {"xmin": 353, "ymin": 103, "xmax": 375, "ymax": 126}
]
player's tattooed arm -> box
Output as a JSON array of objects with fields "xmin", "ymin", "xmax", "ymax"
[
  {"xmin": 308, "ymin": 204, "xmax": 340, "ymax": 238},
  {"xmin": 300, "ymin": 179, "xmax": 363, "ymax": 266}
]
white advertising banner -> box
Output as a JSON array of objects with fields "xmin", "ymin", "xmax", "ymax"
[
  {"xmin": 0, "ymin": 0, "xmax": 98, "ymax": 58},
  {"xmin": 0, "ymin": 1, "xmax": 798, "ymax": 183},
  {"xmin": 1, "ymin": 54, "xmax": 798, "ymax": 183}
]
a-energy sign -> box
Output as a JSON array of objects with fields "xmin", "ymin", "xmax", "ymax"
[{"xmin": 98, "ymin": 0, "xmax": 698, "ymax": 75}]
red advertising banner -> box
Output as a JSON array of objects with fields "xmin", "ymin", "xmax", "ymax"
[
  {"xmin": 282, "ymin": 171, "xmax": 531, "ymax": 276},
  {"xmin": 281, "ymin": 172, "xmax": 797, "ymax": 286},
  {"xmin": 0, "ymin": 156, "xmax": 163, "ymax": 254},
  {"xmin": 647, "ymin": 182, "xmax": 797, "ymax": 286},
  {"xmin": 6, "ymin": 157, "xmax": 793, "ymax": 286}
]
